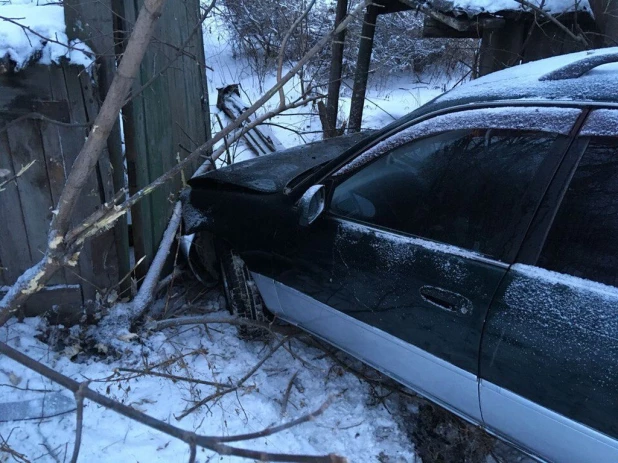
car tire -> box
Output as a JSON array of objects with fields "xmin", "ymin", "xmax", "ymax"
[{"xmin": 217, "ymin": 241, "xmax": 269, "ymax": 339}]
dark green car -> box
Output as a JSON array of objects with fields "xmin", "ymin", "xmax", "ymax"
[{"xmin": 183, "ymin": 48, "xmax": 618, "ymax": 462}]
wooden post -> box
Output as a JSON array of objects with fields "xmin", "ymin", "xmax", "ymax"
[
  {"xmin": 348, "ymin": 3, "xmax": 378, "ymax": 133},
  {"xmin": 478, "ymin": 20, "xmax": 526, "ymax": 76},
  {"xmin": 324, "ymin": 0, "xmax": 348, "ymax": 139}
]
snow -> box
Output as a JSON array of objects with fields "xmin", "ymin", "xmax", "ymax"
[
  {"xmin": 338, "ymin": 220, "xmax": 487, "ymax": 263},
  {"xmin": 430, "ymin": 0, "xmax": 592, "ymax": 15},
  {"xmin": 0, "ymin": 1, "xmax": 93, "ymax": 71},
  {"xmin": 511, "ymin": 264, "xmax": 618, "ymax": 301},
  {"xmin": 434, "ymin": 47, "xmax": 618, "ymax": 106},
  {"xmin": 581, "ymin": 109, "xmax": 618, "ymax": 137},
  {"xmin": 0, "ymin": 310, "xmax": 417, "ymax": 462},
  {"xmin": 335, "ymin": 106, "xmax": 581, "ymax": 176}
]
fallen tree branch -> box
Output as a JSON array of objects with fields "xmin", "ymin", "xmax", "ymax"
[
  {"xmin": 146, "ymin": 313, "xmax": 301, "ymax": 336},
  {"xmin": 0, "ymin": 0, "xmax": 169, "ymax": 324},
  {"xmin": 0, "ymin": 341, "xmax": 346, "ymax": 462},
  {"xmin": 69, "ymin": 381, "xmax": 89, "ymax": 463},
  {"xmin": 89, "ymin": 202, "xmax": 183, "ymax": 345},
  {"xmin": 176, "ymin": 334, "xmax": 296, "ymax": 420},
  {"xmin": 115, "ymin": 367, "xmax": 230, "ymax": 388}
]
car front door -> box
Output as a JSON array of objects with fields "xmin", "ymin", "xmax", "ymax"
[
  {"xmin": 267, "ymin": 106, "xmax": 581, "ymax": 422},
  {"xmin": 479, "ymin": 109, "xmax": 618, "ymax": 462}
]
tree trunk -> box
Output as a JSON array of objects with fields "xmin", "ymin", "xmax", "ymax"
[
  {"xmin": 348, "ymin": 3, "xmax": 378, "ymax": 133},
  {"xmin": 324, "ymin": 0, "xmax": 348, "ymax": 139}
]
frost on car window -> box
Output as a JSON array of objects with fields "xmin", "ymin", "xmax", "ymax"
[
  {"xmin": 335, "ymin": 107, "xmax": 580, "ymax": 176},
  {"xmin": 580, "ymin": 110, "xmax": 618, "ymax": 137},
  {"xmin": 505, "ymin": 264, "xmax": 618, "ymax": 340}
]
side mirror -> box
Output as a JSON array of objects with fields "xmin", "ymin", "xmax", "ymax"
[{"xmin": 298, "ymin": 185, "xmax": 325, "ymax": 226}]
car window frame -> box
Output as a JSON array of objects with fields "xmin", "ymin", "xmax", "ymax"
[
  {"xmin": 320, "ymin": 106, "xmax": 585, "ymax": 264},
  {"xmin": 517, "ymin": 107, "xmax": 618, "ymax": 281}
]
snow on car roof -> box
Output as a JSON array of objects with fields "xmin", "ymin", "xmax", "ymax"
[
  {"xmin": 430, "ymin": 47, "xmax": 618, "ymax": 109},
  {"xmin": 427, "ymin": 0, "xmax": 592, "ymax": 16}
]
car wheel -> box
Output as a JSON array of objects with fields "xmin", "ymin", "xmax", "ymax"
[{"xmin": 217, "ymin": 241, "xmax": 269, "ymax": 339}]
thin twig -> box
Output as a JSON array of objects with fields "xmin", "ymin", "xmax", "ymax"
[
  {"xmin": 277, "ymin": 0, "xmax": 318, "ymax": 108},
  {"xmin": 176, "ymin": 335, "xmax": 295, "ymax": 420},
  {"xmin": 513, "ymin": 0, "xmax": 590, "ymax": 46},
  {"xmin": 0, "ymin": 112, "xmax": 90, "ymax": 136},
  {"xmin": 69, "ymin": 381, "xmax": 89, "ymax": 463},
  {"xmin": 127, "ymin": 0, "xmax": 217, "ymax": 104},
  {"xmin": 115, "ymin": 367, "xmax": 230, "ymax": 388},
  {"xmin": 281, "ymin": 370, "xmax": 299, "ymax": 417},
  {"xmin": 0, "ymin": 160, "xmax": 35, "ymax": 191}
]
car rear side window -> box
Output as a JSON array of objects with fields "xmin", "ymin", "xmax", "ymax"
[
  {"xmin": 539, "ymin": 137, "xmax": 618, "ymax": 286},
  {"xmin": 331, "ymin": 128, "xmax": 561, "ymax": 261}
]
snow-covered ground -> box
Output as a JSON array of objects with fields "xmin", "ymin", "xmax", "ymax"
[{"xmin": 0, "ymin": 293, "xmax": 417, "ymax": 462}]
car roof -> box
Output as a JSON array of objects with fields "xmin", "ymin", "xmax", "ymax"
[{"xmin": 394, "ymin": 47, "xmax": 618, "ymax": 127}]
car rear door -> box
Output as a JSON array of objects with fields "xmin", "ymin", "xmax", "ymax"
[
  {"xmin": 267, "ymin": 106, "xmax": 582, "ymax": 423},
  {"xmin": 479, "ymin": 109, "xmax": 618, "ymax": 462}
]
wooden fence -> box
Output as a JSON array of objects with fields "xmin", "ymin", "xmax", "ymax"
[
  {"xmin": 0, "ymin": 63, "xmax": 120, "ymax": 316},
  {"xmin": 0, "ymin": 0, "xmax": 210, "ymax": 316}
]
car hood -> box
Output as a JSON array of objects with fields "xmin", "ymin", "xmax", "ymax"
[{"xmin": 188, "ymin": 132, "xmax": 371, "ymax": 194}]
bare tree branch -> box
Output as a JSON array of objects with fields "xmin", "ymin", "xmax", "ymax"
[
  {"xmin": 69, "ymin": 381, "xmax": 89, "ymax": 463},
  {"xmin": 513, "ymin": 0, "xmax": 591, "ymax": 46},
  {"xmin": 0, "ymin": 340, "xmax": 347, "ymax": 462},
  {"xmin": 277, "ymin": 0, "xmax": 318, "ymax": 108}
]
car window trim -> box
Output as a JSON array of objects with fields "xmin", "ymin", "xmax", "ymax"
[
  {"xmin": 288, "ymin": 101, "xmax": 618, "ymax": 199},
  {"xmin": 515, "ymin": 109, "xmax": 593, "ymax": 265}
]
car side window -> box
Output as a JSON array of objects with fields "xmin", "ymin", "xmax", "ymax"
[
  {"xmin": 330, "ymin": 128, "xmax": 561, "ymax": 261},
  {"xmin": 538, "ymin": 137, "xmax": 618, "ymax": 287}
]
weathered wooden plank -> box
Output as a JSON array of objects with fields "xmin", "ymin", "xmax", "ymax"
[
  {"xmin": 0, "ymin": 132, "xmax": 32, "ymax": 285},
  {"xmin": 6, "ymin": 119, "xmax": 67, "ymax": 286},
  {"xmin": 121, "ymin": 0, "xmax": 209, "ymax": 281},
  {"xmin": 64, "ymin": 0, "xmax": 130, "ymax": 292}
]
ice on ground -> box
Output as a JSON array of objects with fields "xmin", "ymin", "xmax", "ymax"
[{"xmin": 0, "ymin": 1, "xmax": 93, "ymax": 71}]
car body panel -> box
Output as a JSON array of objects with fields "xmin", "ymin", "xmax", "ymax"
[
  {"xmin": 480, "ymin": 109, "xmax": 618, "ymax": 460},
  {"xmin": 481, "ymin": 266, "xmax": 618, "ymax": 442},
  {"xmin": 251, "ymin": 271, "xmax": 483, "ymax": 422}
]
